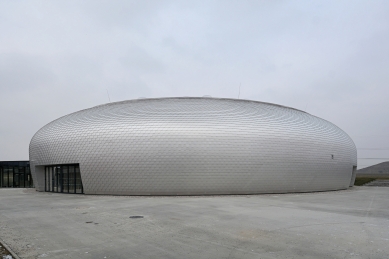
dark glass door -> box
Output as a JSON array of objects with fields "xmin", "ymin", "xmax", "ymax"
[
  {"xmin": 14, "ymin": 173, "xmax": 20, "ymax": 187},
  {"xmin": 44, "ymin": 164, "xmax": 83, "ymax": 194},
  {"xmin": 13, "ymin": 174, "xmax": 24, "ymax": 187}
]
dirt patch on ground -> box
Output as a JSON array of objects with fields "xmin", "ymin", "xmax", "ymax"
[{"xmin": 0, "ymin": 241, "xmax": 12, "ymax": 258}]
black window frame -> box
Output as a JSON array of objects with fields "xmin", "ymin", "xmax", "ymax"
[{"xmin": 44, "ymin": 164, "xmax": 83, "ymax": 194}]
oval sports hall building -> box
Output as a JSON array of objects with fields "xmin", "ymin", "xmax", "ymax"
[{"xmin": 29, "ymin": 97, "xmax": 357, "ymax": 195}]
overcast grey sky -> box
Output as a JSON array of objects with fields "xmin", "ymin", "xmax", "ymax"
[{"xmin": 1, "ymin": 0, "xmax": 388, "ymax": 168}]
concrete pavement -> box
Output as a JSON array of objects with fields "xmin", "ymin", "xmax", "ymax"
[{"xmin": 0, "ymin": 187, "xmax": 388, "ymax": 259}]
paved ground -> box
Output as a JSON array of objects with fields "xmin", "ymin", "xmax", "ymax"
[
  {"xmin": 0, "ymin": 187, "xmax": 388, "ymax": 259},
  {"xmin": 364, "ymin": 179, "xmax": 389, "ymax": 187}
]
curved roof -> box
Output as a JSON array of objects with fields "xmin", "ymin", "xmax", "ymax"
[{"xmin": 92, "ymin": 96, "xmax": 307, "ymax": 113}]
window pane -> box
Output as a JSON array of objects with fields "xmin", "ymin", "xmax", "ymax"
[
  {"xmin": 62, "ymin": 166, "xmax": 69, "ymax": 193},
  {"xmin": 51, "ymin": 167, "xmax": 54, "ymax": 192},
  {"xmin": 46, "ymin": 167, "xmax": 50, "ymax": 191},
  {"xmin": 29, "ymin": 174, "xmax": 34, "ymax": 188},
  {"xmin": 19, "ymin": 174, "xmax": 24, "ymax": 188},
  {"xmin": 25, "ymin": 173, "xmax": 31, "ymax": 188},
  {"xmin": 8, "ymin": 169, "xmax": 13, "ymax": 187},
  {"xmin": 54, "ymin": 167, "xmax": 61, "ymax": 192},
  {"xmin": 69, "ymin": 166, "xmax": 75, "ymax": 193},
  {"xmin": 2, "ymin": 167, "xmax": 8, "ymax": 187},
  {"xmin": 75, "ymin": 166, "xmax": 82, "ymax": 193}
]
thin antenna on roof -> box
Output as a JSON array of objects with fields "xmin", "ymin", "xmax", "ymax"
[
  {"xmin": 304, "ymin": 102, "xmax": 308, "ymax": 112},
  {"xmin": 106, "ymin": 89, "xmax": 111, "ymax": 103},
  {"xmin": 238, "ymin": 83, "xmax": 241, "ymax": 99}
]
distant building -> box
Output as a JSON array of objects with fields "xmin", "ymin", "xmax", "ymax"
[
  {"xmin": 0, "ymin": 161, "xmax": 34, "ymax": 188},
  {"xmin": 357, "ymin": 162, "xmax": 389, "ymax": 177}
]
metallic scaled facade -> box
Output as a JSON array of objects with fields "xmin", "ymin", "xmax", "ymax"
[{"xmin": 29, "ymin": 97, "xmax": 357, "ymax": 195}]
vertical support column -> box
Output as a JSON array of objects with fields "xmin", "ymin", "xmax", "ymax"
[
  {"xmin": 51, "ymin": 167, "xmax": 54, "ymax": 192},
  {"xmin": 80, "ymin": 164, "xmax": 83, "ymax": 193},
  {"xmin": 68, "ymin": 167, "xmax": 70, "ymax": 193},
  {"xmin": 56, "ymin": 167, "xmax": 58, "ymax": 192},
  {"xmin": 34, "ymin": 165, "xmax": 46, "ymax": 192},
  {"xmin": 47, "ymin": 167, "xmax": 50, "ymax": 191},
  {"xmin": 59, "ymin": 167, "xmax": 62, "ymax": 193},
  {"xmin": 349, "ymin": 166, "xmax": 357, "ymax": 187},
  {"xmin": 74, "ymin": 166, "xmax": 76, "ymax": 194},
  {"xmin": 22, "ymin": 171, "xmax": 24, "ymax": 188},
  {"xmin": 12, "ymin": 166, "xmax": 15, "ymax": 188}
]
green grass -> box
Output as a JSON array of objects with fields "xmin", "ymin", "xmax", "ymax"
[{"xmin": 354, "ymin": 177, "xmax": 376, "ymax": 186}]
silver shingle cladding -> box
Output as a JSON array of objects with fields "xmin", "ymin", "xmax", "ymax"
[{"xmin": 29, "ymin": 97, "xmax": 357, "ymax": 195}]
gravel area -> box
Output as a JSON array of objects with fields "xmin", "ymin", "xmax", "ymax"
[{"xmin": 0, "ymin": 242, "xmax": 12, "ymax": 259}]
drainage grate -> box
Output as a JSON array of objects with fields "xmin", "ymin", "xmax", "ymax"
[{"xmin": 129, "ymin": 216, "xmax": 144, "ymax": 219}]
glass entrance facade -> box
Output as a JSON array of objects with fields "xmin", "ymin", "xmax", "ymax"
[
  {"xmin": 0, "ymin": 161, "xmax": 34, "ymax": 188},
  {"xmin": 44, "ymin": 164, "xmax": 83, "ymax": 194}
]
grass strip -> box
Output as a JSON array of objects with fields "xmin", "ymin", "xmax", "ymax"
[{"xmin": 354, "ymin": 177, "xmax": 376, "ymax": 186}]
